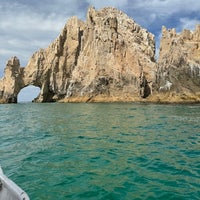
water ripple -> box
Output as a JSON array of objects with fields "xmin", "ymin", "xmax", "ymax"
[{"xmin": 0, "ymin": 103, "xmax": 200, "ymax": 199}]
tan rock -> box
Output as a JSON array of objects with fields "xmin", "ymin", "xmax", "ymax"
[
  {"xmin": 0, "ymin": 7, "xmax": 156, "ymax": 103},
  {"xmin": 0, "ymin": 56, "xmax": 24, "ymax": 103},
  {"xmin": 1, "ymin": 7, "xmax": 199, "ymax": 104},
  {"xmin": 156, "ymin": 25, "xmax": 200, "ymax": 101}
]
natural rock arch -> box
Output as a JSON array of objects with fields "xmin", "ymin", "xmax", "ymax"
[
  {"xmin": 0, "ymin": 56, "xmax": 48, "ymax": 103},
  {"xmin": 1, "ymin": 7, "xmax": 199, "ymax": 104},
  {"xmin": 0, "ymin": 7, "xmax": 156, "ymax": 103}
]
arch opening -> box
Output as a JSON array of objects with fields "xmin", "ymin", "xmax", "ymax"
[{"xmin": 18, "ymin": 85, "xmax": 40, "ymax": 103}]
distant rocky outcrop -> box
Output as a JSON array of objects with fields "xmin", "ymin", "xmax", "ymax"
[
  {"xmin": 152, "ymin": 25, "xmax": 200, "ymax": 102},
  {"xmin": 0, "ymin": 7, "xmax": 199, "ymax": 103}
]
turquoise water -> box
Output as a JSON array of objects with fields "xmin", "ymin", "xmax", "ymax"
[{"xmin": 0, "ymin": 103, "xmax": 200, "ymax": 200}]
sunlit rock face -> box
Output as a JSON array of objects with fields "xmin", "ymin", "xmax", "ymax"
[
  {"xmin": 0, "ymin": 7, "xmax": 156, "ymax": 103},
  {"xmin": 0, "ymin": 57, "xmax": 23, "ymax": 103},
  {"xmin": 0, "ymin": 7, "xmax": 199, "ymax": 103},
  {"xmin": 153, "ymin": 25, "xmax": 200, "ymax": 102}
]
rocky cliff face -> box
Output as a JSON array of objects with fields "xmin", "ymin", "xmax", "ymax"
[
  {"xmin": 153, "ymin": 25, "xmax": 200, "ymax": 102},
  {"xmin": 0, "ymin": 7, "xmax": 156, "ymax": 103},
  {"xmin": 0, "ymin": 7, "xmax": 199, "ymax": 103}
]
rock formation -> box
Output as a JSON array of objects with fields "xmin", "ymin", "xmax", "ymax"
[
  {"xmin": 0, "ymin": 7, "xmax": 199, "ymax": 103},
  {"xmin": 152, "ymin": 25, "xmax": 200, "ymax": 102}
]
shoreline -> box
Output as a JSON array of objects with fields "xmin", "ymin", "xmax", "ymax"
[
  {"xmin": 1, "ymin": 93, "xmax": 200, "ymax": 104},
  {"xmin": 58, "ymin": 93, "xmax": 200, "ymax": 104}
]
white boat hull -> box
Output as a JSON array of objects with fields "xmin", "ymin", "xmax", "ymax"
[{"xmin": 0, "ymin": 167, "xmax": 29, "ymax": 200}]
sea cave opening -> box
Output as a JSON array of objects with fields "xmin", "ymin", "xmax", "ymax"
[{"xmin": 18, "ymin": 85, "xmax": 40, "ymax": 103}]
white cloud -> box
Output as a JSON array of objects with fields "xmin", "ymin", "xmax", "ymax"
[
  {"xmin": 123, "ymin": 0, "xmax": 200, "ymax": 27},
  {"xmin": 0, "ymin": 2, "xmax": 68, "ymax": 33},
  {"xmin": 0, "ymin": 0, "xmax": 88, "ymax": 76},
  {"xmin": 131, "ymin": 0, "xmax": 200, "ymax": 15},
  {"xmin": 179, "ymin": 18, "xmax": 200, "ymax": 32},
  {"xmin": 86, "ymin": 0, "xmax": 128, "ymax": 9}
]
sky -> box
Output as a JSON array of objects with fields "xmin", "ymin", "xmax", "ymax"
[{"xmin": 0, "ymin": 0, "xmax": 200, "ymax": 101}]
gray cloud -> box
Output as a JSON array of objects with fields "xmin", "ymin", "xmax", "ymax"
[{"xmin": 86, "ymin": 0, "xmax": 128, "ymax": 8}]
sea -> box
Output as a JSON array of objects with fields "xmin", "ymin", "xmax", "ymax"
[{"xmin": 0, "ymin": 102, "xmax": 199, "ymax": 200}]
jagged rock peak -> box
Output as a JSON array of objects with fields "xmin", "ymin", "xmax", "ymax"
[
  {"xmin": 161, "ymin": 24, "xmax": 200, "ymax": 39},
  {"xmin": 6, "ymin": 56, "xmax": 20, "ymax": 68},
  {"xmin": 155, "ymin": 23, "xmax": 200, "ymax": 102},
  {"xmin": 0, "ymin": 7, "xmax": 157, "ymax": 103},
  {"xmin": 159, "ymin": 24, "xmax": 200, "ymax": 64},
  {"xmin": 7, "ymin": 6, "xmax": 199, "ymax": 103},
  {"xmin": 86, "ymin": 7, "xmax": 155, "ymax": 47}
]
